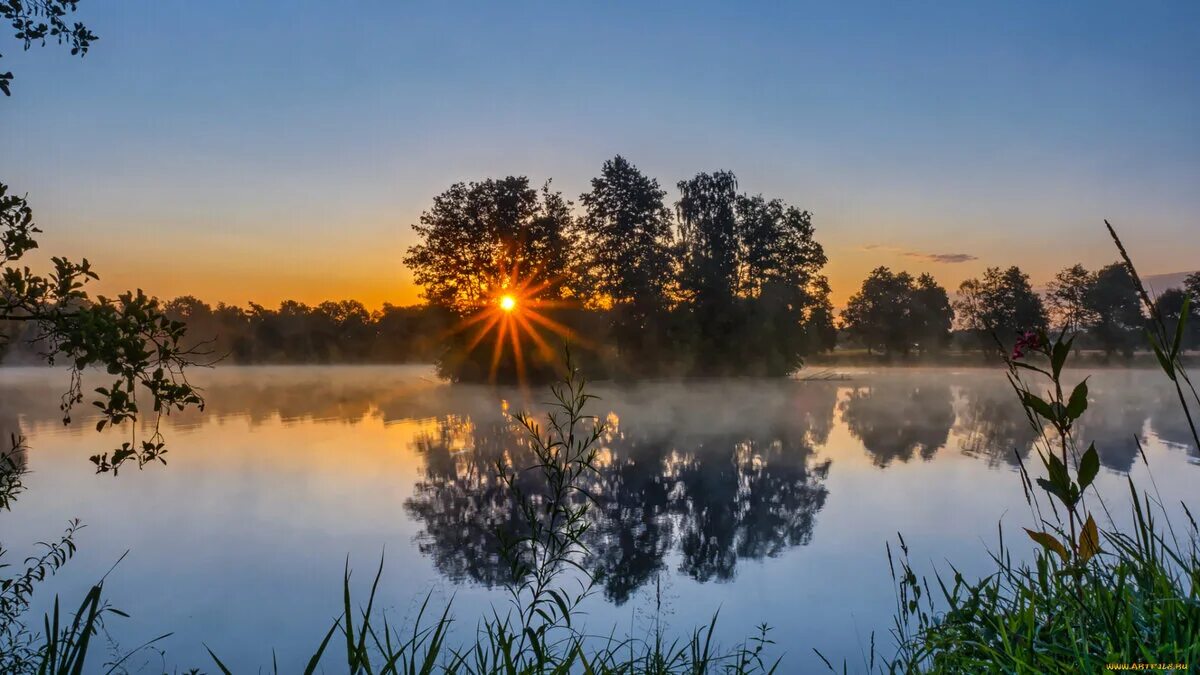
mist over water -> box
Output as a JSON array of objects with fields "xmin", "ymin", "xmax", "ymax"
[{"xmin": 1, "ymin": 365, "xmax": 1196, "ymax": 671}]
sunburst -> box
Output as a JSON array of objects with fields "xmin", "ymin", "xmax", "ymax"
[{"xmin": 446, "ymin": 264, "xmax": 591, "ymax": 385}]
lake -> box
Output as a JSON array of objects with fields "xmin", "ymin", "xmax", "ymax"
[{"xmin": 2, "ymin": 365, "xmax": 1197, "ymax": 672}]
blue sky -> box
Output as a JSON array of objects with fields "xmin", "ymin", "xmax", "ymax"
[{"xmin": 3, "ymin": 1, "xmax": 1198, "ymax": 306}]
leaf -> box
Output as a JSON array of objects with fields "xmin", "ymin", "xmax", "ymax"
[
  {"xmin": 1036, "ymin": 477, "xmax": 1072, "ymax": 506},
  {"xmin": 1065, "ymin": 379, "xmax": 1088, "ymax": 421},
  {"xmin": 1025, "ymin": 528, "xmax": 1069, "ymax": 563},
  {"xmin": 1170, "ymin": 296, "xmax": 1189, "ymax": 360},
  {"xmin": 1078, "ymin": 514, "xmax": 1101, "ymax": 563},
  {"xmin": 1078, "ymin": 442, "xmax": 1100, "ymax": 492},
  {"xmin": 1021, "ymin": 391, "xmax": 1057, "ymax": 423},
  {"xmin": 1051, "ymin": 336, "xmax": 1072, "ymax": 378},
  {"xmin": 205, "ymin": 645, "xmax": 234, "ymax": 675},
  {"xmin": 1147, "ymin": 331, "xmax": 1176, "ymax": 381}
]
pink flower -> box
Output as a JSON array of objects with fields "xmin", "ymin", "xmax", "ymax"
[{"xmin": 1010, "ymin": 331, "xmax": 1040, "ymax": 360}]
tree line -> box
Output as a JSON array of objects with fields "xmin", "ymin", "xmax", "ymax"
[{"xmin": 841, "ymin": 264, "xmax": 1199, "ymax": 359}]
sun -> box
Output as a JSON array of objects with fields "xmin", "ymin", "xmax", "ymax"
[{"xmin": 443, "ymin": 264, "xmax": 594, "ymax": 385}]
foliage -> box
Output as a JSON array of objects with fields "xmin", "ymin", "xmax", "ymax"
[
  {"xmin": 403, "ymin": 177, "xmax": 583, "ymax": 314},
  {"xmin": 1, "ymin": 182, "xmax": 206, "ymax": 474},
  {"xmin": 953, "ymin": 266, "xmax": 1048, "ymax": 352},
  {"xmin": 841, "ymin": 268, "xmax": 953, "ymax": 356},
  {"xmin": 1084, "ymin": 263, "xmax": 1144, "ymax": 357},
  {"xmin": 877, "ymin": 326, "xmax": 1200, "ymax": 673},
  {"xmin": 1158, "ymin": 288, "xmax": 1200, "ymax": 353},
  {"xmin": 672, "ymin": 172, "xmax": 833, "ymax": 375},
  {"xmin": 1045, "ymin": 263, "xmax": 1095, "ymax": 334},
  {"xmin": 578, "ymin": 156, "xmax": 676, "ymax": 368},
  {"xmin": 1, "ymin": 180, "xmax": 203, "ymax": 672},
  {"xmin": 403, "ymin": 165, "xmax": 835, "ymax": 381},
  {"xmin": 0, "ymin": 0, "xmax": 96, "ymax": 96},
  {"xmin": 138, "ymin": 296, "xmax": 455, "ymax": 365}
]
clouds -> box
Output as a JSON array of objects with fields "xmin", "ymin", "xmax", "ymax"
[
  {"xmin": 861, "ymin": 245, "xmax": 978, "ymax": 264},
  {"xmin": 904, "ymin": 251, "xmax": 978, "ymax": 263}
]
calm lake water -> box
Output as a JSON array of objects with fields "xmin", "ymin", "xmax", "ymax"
[{"xmin": 2, "ymin": 365, "xmax": 1197, "ymax": 672}]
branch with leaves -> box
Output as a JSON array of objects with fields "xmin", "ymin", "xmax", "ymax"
[
  {"xmin": 1, "ymin": 182, "xmax": 207, "ymax": 475},
  {"xmin": 0, "ymin": 0, "xmax": 96, "ymax": 96}
]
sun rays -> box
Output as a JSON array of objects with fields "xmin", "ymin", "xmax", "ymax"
[{"xmin": 445, "ymin": 265, "xmax": 590, "ymax": 385}]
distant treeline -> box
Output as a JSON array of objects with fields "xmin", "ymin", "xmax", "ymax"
[
  {"xmin": 844, "ymin": 264, "xmax": 1200, "ymax": 358},
  {"xmin": 0, "ymin": 298, "xmax": 454, "ymax": 365},
  {"xmin": 4, "ymin": 156, "xmax": 1197, "ymax": 376}
]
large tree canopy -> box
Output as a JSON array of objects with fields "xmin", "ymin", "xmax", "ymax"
[
  {"xmin": 578, "ymin": 156, "xmax": 674, "ymax": 310},
  {"xmin": 403, "ymin": 177, "xmax": 579, "ymax": 314},
  {"xmin": 841, "ymin": 268, "xmax": 953, "ymax": 356},
  {"xmin": 1086, "ymin": 263, "xmax": 1144, "ymax": 356},
  {"xmin": 954, "ymin": 266, "xmax": 1048, "ymax": 349}
]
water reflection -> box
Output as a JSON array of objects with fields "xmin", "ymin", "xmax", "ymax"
[
  {"xmin": 956, "ymin": 377, "xmax": 1039, "ymax": 467},
  {"xmin": 839, "ymin": 382, "xmax": 955, "ymax": 466},
  {"xmin": 3, "ymin": 365, "xmax": 1196, "ymax": 607},
  {"xmin": 404, "ymin": 381, "xmax": 837, "ymax": 602}
]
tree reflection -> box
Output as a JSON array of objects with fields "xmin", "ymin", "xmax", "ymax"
[
  {"xmin": 404, "ymin": 381, "xmax": 837, "ymax": 603},
  {"xmin": 839, "ymin": 381, "xmax": 954, "ymax": 466},
  {"xmin": 956, "ymin": 377, "xmax": 1039, "ymax": 467},
  {"xmin": 1073, "ymin": 375, "xmax": 1152, "ymax": 473}
]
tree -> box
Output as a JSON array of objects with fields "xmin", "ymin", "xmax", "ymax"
[
  {"xmin": 842, "ymin": 267, "xmax": 915, "ymax": 355},
  {"xmin": 404, "ymin": 177, "xmax": 578, "ymax": 314},
  {"xmin": 674, "ymin": 172, "xmax": 833, "ymax": 374},
  {"xmin": 954, "ymin": 266, "xmax": 1048, "ymax": 351},
  {"xmin": 676, "ymin": 171, "xmax": 740, "ymax": 307},
  {"xmin": 1185, "ymin": 272, "xmax": 1200, "ymax": 302},
  {"xmin": 1046, "ymin": 264, "xmax": 1096, "ymax": 333},
  {"xmin": 734, "ymin": 193, "xmax": 833, "ymax": 373},
  {"xmin": 403, "ymin": 177, "xmax": 583, "ymax": 382},
  {"xmin": 1085, "ymin": 263, "xmax": 1143, "ymax": 357},
  {"xmin": 578, "ymin": 156, "xmax": 675, "ymax": 367},
  {"xmin": 842, "ymin": 269, "xmax": 952, "ymax": 356},
  {"xmin": 910, "ymin": 273, "xmax": 954, "ymax": 353},
  {"xmin": 1, "ymin": 0, "xmax": 96, "ymax": 96},
  {"xmin": 1154, "ymin": 288, "xmax": 1198, "ymax": 353}
]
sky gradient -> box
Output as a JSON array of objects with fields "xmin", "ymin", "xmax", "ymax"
[{"xmin": 3, "ymin": 1, "xmax": 1198, "ymax": 309}]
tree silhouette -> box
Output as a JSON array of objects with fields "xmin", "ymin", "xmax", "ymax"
[
  {"xmin": 1046, "ymin": 264, "xmax": 1096, "ymax": 334},
  {"xmin": 954, "ymin": 266, "xmax": 1047, "ymax": 351},
  {"xmin": 1157, "ymin": 288, "xmax": 1199, "ymax": 353},
  {"xmin": 577, "ymin": 156, "xmax": 675, "ymax": 370},
  {"xmin": 910, "ymin": 273, "xmax": 954, "ymax": 353},
  {"xmin": 842, "ymin": 268, "xmax": 952, "ymax": 356},
  {"xmin": 1085, "ymin": 263, "xmax": 1144, "ymax": 358},
  {"xmin": 404, "ymin": 177, "xmax": 579, "ymax": 314},
  {"xmin": 676, "ymin": 171, "xmax": 740, "ymax": 308},
  {"xmin": 673, "ymin": 171, "xmax": 833, "ymax": 374}
]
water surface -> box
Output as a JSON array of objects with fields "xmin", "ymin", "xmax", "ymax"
[{"xmin": 2, "ymin": 366, "xmax": 1196, "ymax": 671}]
